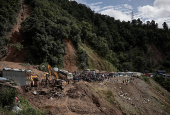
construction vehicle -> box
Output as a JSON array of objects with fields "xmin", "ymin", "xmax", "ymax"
[
  {"xmin": 83, "ymin": 69, "xmax": 90, "ymax": 74},
  {"xmin": 24, "ymin": 79, "xmax": 31, "ymax": 92},
  {"xmin": 30, "ymin": 75, "xmax": 38, "ymax": 87},
  {"xmin": 24, "ymin": 75, "xmax": 38, "ymax": 92},
  {"xmin": 58, "ymin": 69, "xmax": 73, "ymax": 80},
  {"xmin": 41, "ymin": 65, "xmax": 66, "ymax": 90}
]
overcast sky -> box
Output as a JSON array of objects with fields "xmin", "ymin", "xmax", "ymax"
[{"xmin": 72, "ymin": 0, "xmax": 170, "ymax": 28}]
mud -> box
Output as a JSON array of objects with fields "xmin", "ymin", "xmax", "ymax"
[{"xmin": 1, "ymin": 61, "xmax": 170, "ymax": 115}]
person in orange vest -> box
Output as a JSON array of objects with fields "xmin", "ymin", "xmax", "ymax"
[
  {"xmin": 13, "ymin": 97, "xmax": 22, "ymax": 113},
  {"xmin": 15, "ymin": 97, "xmax": 19, "ymax": 105}
]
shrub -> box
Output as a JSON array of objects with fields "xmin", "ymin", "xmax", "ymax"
[
  {"xmin": 101, "ymin": 89, "xmax": 115, "ymax": 105},
  {"xmin": 18, "ymin": 96, "xmax": 46, "ymax": 115},
  {"xmin": 0, "ymin": 86, "xmax": 17, "ymax": 108},
  {"xmin": 140, "ymin": 75, "xmax": 151, "ymax": 85},
  {"xmin": 21, "ymin": 107, "xmax": 37, "ymax": 115},
  {"xmin": 39, "ymin": 62, "xmax": 48, "ymax": 72},
  {"xmin": 77, "ymin": 47, "xmax": 89, "ymax": 69}
]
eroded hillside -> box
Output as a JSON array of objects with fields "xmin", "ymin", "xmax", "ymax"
[
  {"xmin": 0, "ymin": 0, "xmax": 170, "ymax": 114},
  {"xmin": 1, "ymin": 0, "xmax": 32, "ymax": 62},
  {"xmin": 1, "ymin": 61, "xmax": 170, "ymax": 115},
  {"xmin": 81, "ymin": 43, "xmax": 117, "ymax": 72}
]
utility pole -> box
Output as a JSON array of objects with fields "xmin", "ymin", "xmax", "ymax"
[{"xmin": 131, "ymin": 10, "xmax": 134, "ymax": 20}]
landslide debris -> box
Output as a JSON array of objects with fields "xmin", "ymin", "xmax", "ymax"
[{"xmin": 1, "ymin": 61, "xmax": 170, "ymax": 115}]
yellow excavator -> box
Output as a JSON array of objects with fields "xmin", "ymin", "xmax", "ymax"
[
  {"xmin": 25, "ymin": 75, "xmax": 38, "ymax": 92},
  {"xmin": 30, "ymin": 75, "xmax": 39, "ymax": 87},
  {"xmin": 41, "ymin": 65, "xmax": 66, "ymax": 90}
]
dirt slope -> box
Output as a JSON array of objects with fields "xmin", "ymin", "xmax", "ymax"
[
  {"xmin": 20, "ymin": 82, "xmax": 123, "ymax": 115},
  {"xmin": 0, "ymin": 0, "xmax": 170, "ymax": 114},
  {"xmin": 81, "ymin": 44, "xmax": 116, "ymax": 72},
  {"xmin": 106, "ymin": 78, "xmax": 170, "ymax": 115},
  {"xmin": 149, "ymin": 44, "xmax": 164, "ymax": 67},
  {"xmin": 1, "ymin": 62, "xmax": 170, "ymax": 115},
  {"xmin": 1, "ymin": 0, "xmax": 32, "ymax": 62},
  {"xmin": 64, "ymin": 39, "xmax": 81, "ymax": 72},
  {"xmin": 63, "ymin": 40, "xmax": 116, "ymax": 72}
]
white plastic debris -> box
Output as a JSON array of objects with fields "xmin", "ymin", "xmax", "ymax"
[
  {"xmin": 32, "ymin": 91, "xmax": 37, "ymax": 95},
  {"xmin": 12, "ymin": 105, "xmax": 22, "ymax": 113}
]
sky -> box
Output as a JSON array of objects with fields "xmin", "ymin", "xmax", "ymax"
[{"xmin": 72, "ymin": 0, "xmax": 170, "ymax": 28}]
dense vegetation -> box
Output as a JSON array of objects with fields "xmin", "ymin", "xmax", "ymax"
[
  {"xmin": 0, "ymin": 86, "xmax": 17, "ymax": 108},
  {"xmin": 0, "ymin": 0, "xmax": 170, "ymax": 72},
  {"xmin": 0, "ymin": 0, "xmax": 20, "ymax": 59},
  {"xmin": 21, "ymin": 0, "xmax": 88, "ymax": 69},
  {"xmin": 0, "ymin": 86, "xmax": 45, "ymax": 115},
  {"xmin": 154, "ymin": 75, "xmax": 170, "ymax": 92},
  {"xmin": 140, "ymin": 75, "xmax": 170, "ymax": 92},
  {"xmin": 53, "ymin": 0, "xmax": 170, "ymax": 72},
  {"xmin": 22, "ymin": 0, "xmax": 170, "ymax": 72}
]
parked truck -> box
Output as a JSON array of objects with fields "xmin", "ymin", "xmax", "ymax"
[
  {"xmin": 132, "ymin": 72, "xmax": 142, "ymax": 77},
  {"xmin": 58, "ymin": 69, "xmax": 73, "ymax": 80}
]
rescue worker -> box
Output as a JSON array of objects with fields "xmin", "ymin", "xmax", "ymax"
[
  {"xmin": 15, "ymin": 97, "xmax": 19, "ymax": 105},
  {"xmin": 45, "ymin": 73, "xmax": 49, "ymax": 85}
]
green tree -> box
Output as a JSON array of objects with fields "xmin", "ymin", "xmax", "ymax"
[
  {"xmin": 162, "ymin": 22, "xmax": 168, "ymax": 30},
  {"xmin": 133, "ymin": 56, "xmax": 145, "ymax": 72}
]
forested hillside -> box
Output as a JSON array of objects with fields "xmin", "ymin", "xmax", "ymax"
[
  {"xmin": 0, "ymin": 0, "xmax": 21, "ymax": 59},
  {"xmin": 52, "ymin": 0, "xmax": 170, "ymax": 72},
  {"xmin": 1, "ymin": 0, "xmax": 170, "ymax": 72},
  {"xmin": 1, "ymin": 1, "xmax": 170, "ymax": 114}
]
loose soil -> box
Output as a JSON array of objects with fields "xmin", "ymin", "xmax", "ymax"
[
  {"xmin": 149, "ymin": 44, "xmax": 164, "ymax": 67},
  {"xmin": 81, "ymin": 44, "xmax": 115, "ymax": 71},
  {"xmin": 0, "ymin": 0, "xmax": 170, "ymax": 115},
  {"xmin": 81, "ymin": 44, "xmax": 104, "ymax": 71},
  {"xmin": 1, "ymin": 62, "xmax": 170, "ymax": 115},
  {"xmin": 1, "ymin": 0, "xmax": 32, "ymax": 62},
  {"xmin": 64, "ymin": 39, "xmax": 81, "ymax": 73}
]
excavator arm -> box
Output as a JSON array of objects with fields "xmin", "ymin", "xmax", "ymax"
[
  {"xmin": 48, "ymin": 65, "xmax": 59, "ymax": 79},
  {"xmin": 41, "ymin": 64, "xmax": 66, "ymax": 90}
]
